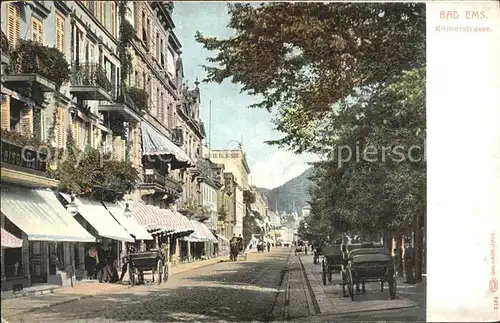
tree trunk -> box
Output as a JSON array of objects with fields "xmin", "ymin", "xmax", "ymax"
[{"xmin": 413, "ymin": 212, "xmax": 424, "ymax": 283}]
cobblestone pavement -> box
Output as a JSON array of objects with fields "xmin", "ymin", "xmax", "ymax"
[
  {"xmin": 298, "ymin": 253, "xmax": 426, "ymax": 322},
  {"xmin": 3, "ymin": 249, "xmax": 304, "ymax": 323}
]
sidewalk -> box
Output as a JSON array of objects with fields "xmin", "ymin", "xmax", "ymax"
[
  {"xmin": 1, "ymin": 256, "xmax": 225, "ymax": 319},
  {"xmin": 299, "ymin": 254, "xmax": 421, "ymax": 316}
]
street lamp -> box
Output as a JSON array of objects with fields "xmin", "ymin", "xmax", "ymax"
[
  {"xmin": 123, "ymin": 202, "xmax": 132, "ymax": 218},
  {"xmin": 65, "ymin": 193, "xmax": 78, "ymax": 216}
]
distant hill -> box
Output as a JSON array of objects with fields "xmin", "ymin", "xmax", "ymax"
[{"xmin": 256, "ymin": 168, "xmax": 313, "ymax": 214}]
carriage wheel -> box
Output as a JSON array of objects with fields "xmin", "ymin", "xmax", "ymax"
[
  {"xmin": 138, "ymin": 271, "xmax": 145, "ymax": 285},
  {"xmin": 128, "ymin": 263, "xmax": 136, "ymax": 287},
  {"xmin": 156, "ymin": 259, "xmax": 163, "ymax": 285},
  {"xmin": 346, "ymin": 267, "xmax": 355, "ymax": 301},
  {"xmin": 163, "ymin": 263, "xmax": 169, "ymax": 282}
]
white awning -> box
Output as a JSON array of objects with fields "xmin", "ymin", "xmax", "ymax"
[
  {"xmin": 216, "ymin": 234, "xmax": 230, "ymax": 244},
  {"xmin": 1, "ymin": 188, "xmax": 95, "ymax": 242},
  {"xmin": 71, "ymin": 197, "xmax": 134, "ymax": 242},
  {"xmin": 141, "ymin": 122, "xmax": 192, "ymax": 164},
  {"xmin": 103, "ymin": 202, "xmax": 153, "ymax": 241}
]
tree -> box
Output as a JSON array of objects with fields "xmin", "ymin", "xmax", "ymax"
[
  {"xmin": 196, "ymin": 2, "xmax": 425, "ymax": 153},
  {"xmin": 53, "ymin": 126, "xmax": 140, "ymax": 197}
]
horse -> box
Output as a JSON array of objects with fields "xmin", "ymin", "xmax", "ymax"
[{"xmin": 230, "ymin": 243, "xmax": 239, "ymax": 261}]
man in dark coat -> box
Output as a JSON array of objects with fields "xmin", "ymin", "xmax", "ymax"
[{"xmin": 404, "ymin": 241, "xmax": 415, "ymax": 284}]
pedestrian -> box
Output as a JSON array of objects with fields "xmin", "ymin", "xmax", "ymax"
[
  {"xmin": 267, "ymin": 242, "xmax": 270, "ymax": 252},
  {"xmin": 404, "ymin": 241, "xmax": 415, "ymax": 284},
  {"xmin": 119, "ymin": 245, "xmax": 133, "ymax": 282},
  {"xmin": 304, "ymin": 244, "xmax": 308, "ymax": 255}
]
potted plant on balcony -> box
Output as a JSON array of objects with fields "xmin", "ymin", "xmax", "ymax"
[
  {"xmin": 8, "ymin": 40, "xmax": 70, "ymax": 91},
  {"xmin": 126, "ymin": 87, "xmax": 150, "ymax": 111}
]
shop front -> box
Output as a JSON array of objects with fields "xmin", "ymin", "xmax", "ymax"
[
  {"xmin": 58, "ymin": 194, "xmax": 134, "ymax": 281},
  {"xmin": 1, "ymin": 187, "xmax": 96, "ymax": 297},
  {"xmin": 130, "ymin": 202, "xmax": 194, "ymax": 264}
]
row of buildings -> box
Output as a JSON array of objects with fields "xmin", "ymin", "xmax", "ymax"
[{"xmin": 0, "ymin": 1, "xmax": 278, "ymax": 298}]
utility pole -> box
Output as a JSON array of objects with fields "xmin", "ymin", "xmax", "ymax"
[{"xmin": 208, "ymin": 100, "xmax": 212, "ymax": 149}]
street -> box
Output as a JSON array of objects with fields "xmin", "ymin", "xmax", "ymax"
[
  {"xmin": 2, "ymin": 248, "xmax": 425, "ymax": 323},
  {"xmin": 3, "ymin": 250, "xmax": 293, "ymax": 323}
]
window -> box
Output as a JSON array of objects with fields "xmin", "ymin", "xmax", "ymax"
[
  {"xmin": 141, "ymin": 11, "xmax": 146, "ymax": 42},
  {"xmin": 110, "ymin": 2, "xmax": 116, "ymax": 37},
  {"xmin": 55, "ymin": 13, "xmax": 65, "ymax": 53},
  {"xmin": 6, "ymin": 4, "xmax": 21, "ymax": 48},
  {"xmin": 156, "ymin": 33, "xmax": 160, "ymax": 60},
  {"xmin": 32, "ymin": 18, "xmax": 44, "ymax": 44},
  {"xmin": 156, "ymin": 88, "xmax": 160, "ymax": 116},
  {"xmin": 135, "ymin": 70, "xmax": 139, "ymax": 87}
]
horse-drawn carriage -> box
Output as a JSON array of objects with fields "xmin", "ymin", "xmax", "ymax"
[
  {"xmin": 229, "ymin": 237, "xmax": 243, "ymax": 261},
  {"xmin": 320, "ymin": 242, "xmax": 397, "ymax": 301},
  {"xmin": 127, "ymin": 249, "xmax": 169, "ymax": 286},
  {"xmin": 341, "ymin": 242, "xmax": 397, "ymax": 301},
  {"xmin": 321, "ymin": 242, "xmax": 344, "ymax": 285}
]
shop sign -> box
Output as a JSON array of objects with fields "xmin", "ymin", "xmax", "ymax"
[{"xmin": 1, "ymin": 141, "xmax": 47, "ymax": 172}]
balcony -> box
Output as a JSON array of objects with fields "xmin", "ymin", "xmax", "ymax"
[
  {"xmin": 4, "ymin": 40, "xmax": 70, "ymax": 92},
  {"xmin": 139, "ymin": 169, "xmax": 181, "ymax": 196},
  {"xmin": 98, "ymin": 89, "xmax": 142, "ymax": 123},
  {"xmin": 69, "ymin": 63, "xmax": 113, "ymax": 101},
  {"xmin": 140, "ymin": 169, "xmax": 166, "ymax": 193}
]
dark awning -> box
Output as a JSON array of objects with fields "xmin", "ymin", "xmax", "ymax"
[{"xmin": 141, "ymin": 122, "xmax": 192, "ymax": 165}]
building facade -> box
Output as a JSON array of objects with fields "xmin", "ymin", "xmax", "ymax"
[
  {"xmin": 0, "ymin": 1, "xmax": 216, "ymax": 295},
  {"xmin": 208, "ymin": 149, "xmax": 251, "ymax": 237}
]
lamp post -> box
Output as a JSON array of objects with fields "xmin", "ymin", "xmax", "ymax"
[
  {"xmin": 65, "ymin": 193, "xmax": 78, "ymax": 216},
  {"xmin": 123, "ymin": 202, "xmax": 132, "ymax": 219}
]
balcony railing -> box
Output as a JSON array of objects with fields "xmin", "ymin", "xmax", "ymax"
[
  {"xmin": 126, "ymin": 87, "xmax": 150, "ymax": 111},
  {"xmin": 4, "ymin": 40, "xmax": 71, "ymax": 92},
  {"xmin": 70, "ymin": 63, "xmax": 113, "ymax": 101},
  {"xmin": 143, "ymin": 169, "xmax": 166, "ymax": 187}
]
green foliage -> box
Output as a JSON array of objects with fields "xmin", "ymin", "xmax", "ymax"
[
  {"xmin": 9, "ymin": 40, "xmax": 70, "ymax": 90},
  {"xmin": 307, "ymin": 67, "xmax": 425, "ymax": 240},
  {"xmin": 1, "ymin": 31, "xmax": 9, "ymax": 53},
  {"xmin": 243, "ymin": 189, "xmax": 256, "ymax": 205},
  {"xmin": 178, "ymin": 198, "xmax": 211, "ymax": 221},
  {"xmin": 127, "ymin": 86, "xmax": 150, "ymax": 111},
  {"xmin": 118, "ymin": 1, "xmax": 135, "ymax": 89},
  {"xmin": 196, "ymin": 2, "xmax": 425, "ymax": 153},
  {"xmin": 53, "ymin": 128, "xmax": 139, "ymax": 196}
]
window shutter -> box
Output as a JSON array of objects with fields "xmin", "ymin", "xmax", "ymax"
[
  {"xmin": 56, "ymin": 109, "xmax": 67, "ymax": 149},
  {"xmin": 19, "ymin": 108, "xmax": 33, "ymax": 135},
  {"xmin": 110, "ymin": 2, "xmax": 116, "ymax": 37},
  {"xmin": 1, "ymin": 95, "xmax": 11, "ymax": 130},
  {"xmin": 133, "ymin": 126, "xmax": 141, "ymax": 168},
  {"xmin": 55, "ymin": 13, "xmax": 65, "ymax": 53},
  {"xmin": 7, "ymin": 4, "xmax": 21, "ymax": 48},
  {"xmin": 137, "ymin": 10, "xmax": 143, "ymax": 40},
  {"xmin": 32, "ymin": 18, "xmax": 44, "ymax": 44}
]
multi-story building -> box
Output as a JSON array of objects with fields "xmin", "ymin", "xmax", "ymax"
[
  {"xmin": 0, "ymin": 1, "xmax": 213, "ymax": 293},
  {"xmin": 208, "ymin": 149, "xmax": 251, "ymax": 237}
]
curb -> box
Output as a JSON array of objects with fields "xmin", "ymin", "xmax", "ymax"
[
  {"xmin": 4, "ymin": 258, "xmax": 224, "ymax": 319},
  {"xmin": 297, "ymin": 255, "xmax": 322, "ymax": 315}
]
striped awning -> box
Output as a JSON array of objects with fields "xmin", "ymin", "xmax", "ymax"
[
  {"xmin": 141, "ymin": 122, "xmax": 193, "ymax": 165},
  {"xmin": 103, "ymin": 202, "xmax": 153, "ymax": 241},
  {"xmin": 130, "ymin": 202, "xmax": 193, "ymax": 234},
  {"xmin": 1, "ymin": 228, "xmax": 23, "ymax": 248},
  {"xmin": 182, "ymin": 220, "xmax": 218, "ymax": 242}
]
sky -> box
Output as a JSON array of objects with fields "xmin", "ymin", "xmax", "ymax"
[{"xmin": 172, "ymin": 2, "xmax": 319, "ymax": 190}]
